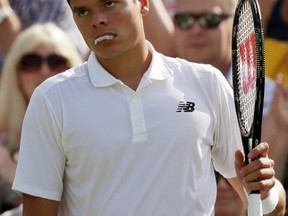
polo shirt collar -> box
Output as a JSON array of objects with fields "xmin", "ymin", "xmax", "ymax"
[
  {"xmin": 87, "ymin": 41, "xmax": 172, "ymax": 88},
  {"xmin": 87, "ymin": 53, "xmax": 119, "ymax": 87},
  {"xmin": 145, "ymin": 41, "xmax": 173, "ymax": 81}
]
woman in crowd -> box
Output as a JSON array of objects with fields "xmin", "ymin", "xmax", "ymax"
[{"xmin": 0, "ymin": 22, "xmax": 83, "ymax": 215}]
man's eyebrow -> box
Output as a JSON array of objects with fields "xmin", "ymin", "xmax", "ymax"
[
  {"xmin": 71, "ymin": 0, "xmax": 110, "ymax": 13},
  {"xmin": 71, "ymin": 6, "xmax": 86, "ymax": 14}
]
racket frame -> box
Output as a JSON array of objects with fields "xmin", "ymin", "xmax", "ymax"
[
  {"xmin": 231, "ymin": 0, "xmax": 266, "ymax": 215},
  {"xmin": 232, "ymin": 0, "xmax": 265, "ymax": 164}
]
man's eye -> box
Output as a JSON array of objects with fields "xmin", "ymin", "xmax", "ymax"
[
  {"xmin": 104, "ymin": 1, "xmax": 116, "ymax": 8},
  {"xmin": 77, "ymin": 9, "xmax": 89, "ymax": 16}
]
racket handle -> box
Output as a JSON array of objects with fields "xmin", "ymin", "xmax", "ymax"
[{"xmin": 248, "ymin": 193, "xmax": 263, "ymax": 216}]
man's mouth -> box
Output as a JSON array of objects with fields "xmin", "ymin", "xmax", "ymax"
[{"xmin": 94, "ymin": 34, "xmax": 115, "ymax": 45}]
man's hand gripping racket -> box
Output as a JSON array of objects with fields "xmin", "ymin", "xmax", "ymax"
[{"xmin": 231, "ymin": 0, "xmax": 265, "ymax": 215}]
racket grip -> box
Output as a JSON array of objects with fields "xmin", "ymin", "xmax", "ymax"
[{"xmin": 248, "ymin": 193, "xmax": 263, "ymax": 216}]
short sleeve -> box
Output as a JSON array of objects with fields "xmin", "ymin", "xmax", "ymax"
[
  {"xmin": 12, "ymin": 88, "xmax": 65, "ymax": 201},
  {"xmin": 211, "ymin": 69, "xmax": 243, "ymax": 179}
]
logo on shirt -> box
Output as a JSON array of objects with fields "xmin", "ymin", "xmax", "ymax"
[{"xmin": 176, "ymin": 100, "xmax": 195, "ymax": 112}]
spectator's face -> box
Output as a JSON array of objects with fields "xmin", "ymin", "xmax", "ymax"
[
  {"xmin": 17, "ymin": 44, "xmax": 68, "ymax": 100},
  {"xmin": 69, "ymin": 0, "xmax": 149, "ymax": 62},
  {"xmin": 174, "ymin": 0, "xmax": 233, "ymax": 70}
]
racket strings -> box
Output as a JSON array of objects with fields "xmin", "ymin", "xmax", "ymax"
[{"xmin": 236, "ymin": 2, "xmax": 257, "ymax": 133}]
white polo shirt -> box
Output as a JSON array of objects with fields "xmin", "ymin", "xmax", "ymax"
[{"xmin": 13, "ymin": 42, "xmax": 242, "ymax": 216}]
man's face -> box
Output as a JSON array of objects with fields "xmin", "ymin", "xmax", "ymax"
[
  {"xmin": 69, "ymin": 0, "xmax": 148, "ymax": 61},
  {"xmin": 174, "ymin": 0, "xmax": 233, "ymax": 68}
]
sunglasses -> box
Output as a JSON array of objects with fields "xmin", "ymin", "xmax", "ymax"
[
  {"xmin": 18, "ymin": 53, "xmax": 68, "ymax": 73},
  {"xmin": 174, "ymin": 13, "xmax": 232, "ymax": 30}
]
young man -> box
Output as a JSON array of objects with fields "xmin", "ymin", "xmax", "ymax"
[{"xmin": 12, "ymin": 0, "xmax": 285, "ymax": 215}]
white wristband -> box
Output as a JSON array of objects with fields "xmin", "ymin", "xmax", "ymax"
[{"xmin": 261, "ymin": 185, "xmax": 279, "ymax": 214}]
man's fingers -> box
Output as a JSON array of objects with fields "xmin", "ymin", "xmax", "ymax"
[{"xmin": 248, "ymin": 142, "xmax": 269, "ymax": 159}]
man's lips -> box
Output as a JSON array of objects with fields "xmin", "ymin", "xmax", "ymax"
[
  {"xmin": 94, "ymin": 34, "xmax": 115, "ymax": 45},
  {"xmin": 189, "ymin": 42, "xmax": 207, "ymax": 48}
]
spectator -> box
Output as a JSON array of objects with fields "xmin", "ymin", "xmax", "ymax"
[{"xmin": 0, "ymin": 22, "xmax": 83, "ymax": 214}]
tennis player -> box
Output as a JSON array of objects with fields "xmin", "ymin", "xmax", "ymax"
[{"xmin": 12, "ymin": 0, "xmax": 286, "ymax": 215}]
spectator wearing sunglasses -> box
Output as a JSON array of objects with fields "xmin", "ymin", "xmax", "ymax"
[
  {"xmin": 0, "ymin": 0, "xmax": 89, "ymax": 75},
  {"xmin": 0, "ymin": 22, "xmax": 82, "ymax": 215}
]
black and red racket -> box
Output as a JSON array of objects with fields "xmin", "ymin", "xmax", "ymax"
[{"xmin": 231, "ymin": 0, "xmax": 265, "ymax": 215}]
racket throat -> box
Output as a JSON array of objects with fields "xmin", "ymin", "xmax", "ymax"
[
  {"xmin": 248, "ymin": 138, "xmax": 253, "ymax": 164},
  {"xmin": 242, "ymin": 137, "xmax": 253, "ymax": 164}
]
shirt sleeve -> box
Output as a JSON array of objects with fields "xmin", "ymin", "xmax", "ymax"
[
  {"xmin": 210, "ymin": 68, "xmax": 243, "ymax": 179},
  {"xmin": 12, "ymin": 88, "xmax": 65, "ymax": 201}
]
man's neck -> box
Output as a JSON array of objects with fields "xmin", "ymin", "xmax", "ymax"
[{"xmin": 96, "ymin": 45, "xmax": 152, "ymax": 91}]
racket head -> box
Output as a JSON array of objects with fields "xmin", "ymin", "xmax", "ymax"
[{"xmin": 232, "ymin": 0, "xmax": 265, "ymax": 148}]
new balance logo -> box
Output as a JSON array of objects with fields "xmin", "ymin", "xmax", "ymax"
[{"xmin": 176, "ymin": 100, "xmax": 195, "ymax": 112}]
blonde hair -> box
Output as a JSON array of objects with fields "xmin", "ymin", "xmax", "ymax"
[{"xmin": 0, "ymin": 22, "xmax": 83, "ymax": 151}]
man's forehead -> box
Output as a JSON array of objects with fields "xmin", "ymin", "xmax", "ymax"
[{"xmin": 175, "ymin": 0, "xmax": 231, "ymax": 13}]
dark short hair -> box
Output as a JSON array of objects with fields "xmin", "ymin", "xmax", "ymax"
[{"xmin": 67, "ymin": 0, "xmax": 70, "ymax": 5}]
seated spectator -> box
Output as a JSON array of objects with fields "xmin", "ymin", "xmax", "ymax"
[{"xmin": 0, "ymin": 22, "xmax": 83, "ymax": 214}]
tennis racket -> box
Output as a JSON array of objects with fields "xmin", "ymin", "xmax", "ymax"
[{"xmin": 231, "ymin": 0, "xmax": 265, "ymax": 215}]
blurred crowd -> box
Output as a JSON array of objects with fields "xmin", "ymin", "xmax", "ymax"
[{"xmin": 0, "ymin": 0, "xmax": 287, "ymax": 215}]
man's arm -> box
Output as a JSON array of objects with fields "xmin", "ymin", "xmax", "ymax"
[
  {"xmin": 22, "ymin": 194, "xmax": 59, "ymax": 216},
  {"xmin": 232, "ymin": 143, "xmax": 286, "ymax": 215},
  {"xmin": 227, "ymin": 177, "xmax": 248, "ymax": 207},
  {"xmin": 0, "ymin": 0, "xmax": 21, "ymax": 55},
  {"xmin": 266, "ymin": 179, "xmax": 287, "ymax": 216}
]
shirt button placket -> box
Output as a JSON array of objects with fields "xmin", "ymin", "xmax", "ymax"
[{"xmin": 130, "ymin": 95, "xmax": 146, "ymax": 142}]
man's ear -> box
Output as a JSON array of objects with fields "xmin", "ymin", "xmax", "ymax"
[{"xmin": 138, "ymin": 0, "xmax": 149, "ymax": 15}]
